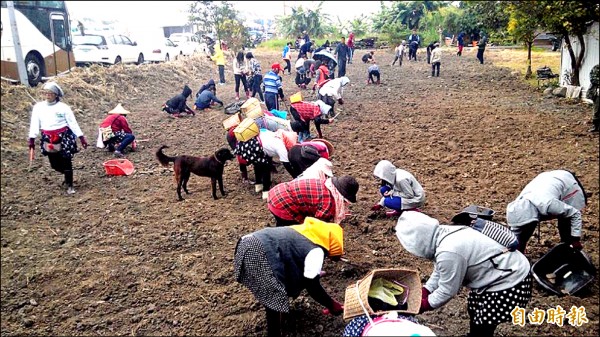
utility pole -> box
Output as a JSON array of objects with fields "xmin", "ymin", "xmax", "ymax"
[{"xmin": 7, "ymin": 1, "xmax": 29, "ymax": 86}]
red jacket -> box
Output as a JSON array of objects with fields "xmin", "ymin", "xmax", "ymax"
[
  {"xmin": 348, "ymin": 33, "xmax": 355, "ymax": 48},
  {"xmin": 291, "ymin": 102, "xmax": 321, "ymax": 122},
  {"xmin": 267, "ymin": 178, "xmax": 335, "ymax": 223},
  {"xmin": 100, "ymin": 114, "xmax": 132, "ymax": 134},
  {"xmin": 317, "ymin": 65, "xmax": 330, "ymax": 87}
]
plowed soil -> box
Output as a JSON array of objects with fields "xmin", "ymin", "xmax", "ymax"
[{"xmin": 1, "ymin": 47, "xmax": 598, "ymax": 336}]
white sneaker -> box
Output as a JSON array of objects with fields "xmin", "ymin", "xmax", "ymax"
[
  {"xmin": 67, "ymin": 187, "xmax": 76, "ymax": 194},
  {"xmin": 262, "ymin": 191, "xmax": 269, "ymax": 200},
  {"xmin": 255, "ymin": 184, "xmax": 263, "ymax": 193}
]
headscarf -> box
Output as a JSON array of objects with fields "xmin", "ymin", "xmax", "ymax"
[{"xmin": 43, "ymin": 82, "xmax": 64, "ymax": 97}]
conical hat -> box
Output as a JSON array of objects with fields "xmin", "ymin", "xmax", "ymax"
[
  {"xmin": 311, "ymin": 138, "xmax": 334, "ymax": 156},
  {"xmin": 108, "ymin": 103, "xmax": 130, "ymax": 115}
]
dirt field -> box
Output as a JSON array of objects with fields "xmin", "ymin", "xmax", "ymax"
[{"xmin": 1, "ymin": 47, "xmax": 598, "ymax": 336}]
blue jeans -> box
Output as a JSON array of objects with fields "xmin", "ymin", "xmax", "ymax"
[
  {"xmin": 117, "ymin": 133, "xmax": 135, "ymax": 152},
  {"xmin": 265, "ymin": 92, "xmax": 279, "ymax": 112},
  {"xmin": 382, "ymin": 196, "xmax": 402, "ymax": 211}
]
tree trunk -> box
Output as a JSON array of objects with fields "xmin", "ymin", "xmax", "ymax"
[
  {"xmin": 564, "ymin": 33, "xmax": 581, "ymax": 86},
  {"xmin": 525, "ymin": 41, "xmax": 532, "ymax": 79},
  {"xmin": 575, "ymin": 33, "xmax": 586, "ymax": 87}
]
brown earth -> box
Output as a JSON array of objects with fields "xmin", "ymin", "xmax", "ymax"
[{"xmin": 1, "ymin": 47, "xmax": 599, "ymax": 337}]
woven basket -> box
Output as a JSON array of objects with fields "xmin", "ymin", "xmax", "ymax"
[
  {"xmin": 234, "ymin": 117, "xmax": 260, "ymax": 142},
  {"xmin": 222, "ymin": 112, "xmax": 242, "ymax": 130},
  {"xmin": 343, "ymin": 268, "xmax": 421, "ymax": 321}
]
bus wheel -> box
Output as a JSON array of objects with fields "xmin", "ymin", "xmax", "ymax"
[
  {"xmin": 114, "ymin": 56, "xmax": 122, "ymax": 64},
  {"xmin": 137, "ymin": 53, "xmax": 144, "ymax": 65},
  {"xmin": 25, "ymin": 54, "xmax": 44, "ymax": 87}
]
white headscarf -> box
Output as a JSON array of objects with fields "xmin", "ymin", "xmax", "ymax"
[{"xmin": 42, "ymin": 82, "xmax": 64, "ymax": 97}]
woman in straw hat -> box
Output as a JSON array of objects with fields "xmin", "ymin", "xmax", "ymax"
[
  {"xmin": 267, "ymin": 175, "xmax": 359, "ymax": 227},
  {"xmin": 234, "ymin": 217, "xmax": 345, "ymax": 337},
  {"xmin": 28, "ymin": 82, "xmax": 88, "ymax": 195},
  {"xmin": 98, "ymin": 104, "xmax": 136, "ymax": 157},
  {"xmin": 395, "ymin": 211, "xmax": 532, "ymax": 337}
]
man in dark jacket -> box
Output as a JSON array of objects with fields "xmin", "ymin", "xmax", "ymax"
[
  {"xmin": 334, "ymin": 37, "xmax": 350, "ymax": 77},
  {"xmin": 162, "ymin": 85, "xmax": 195, "ymax": 118},
  {"xmin": 194, "ymin": 87, "xmax": 224, "ymax": 110},
  {"xmin": 477, "ymin": 34, "xmax": 487, "ymax": 64},
  {"xmin": 407, "ymin": 29, "xmax": 420, "ymax": 61}
]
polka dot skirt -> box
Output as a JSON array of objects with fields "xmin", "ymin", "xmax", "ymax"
[
  {"xmin": 233, "ymin": 235, "xmax": 289, "ymax": 313},
  {"xmin": 40, "ymin": 129, "xmax": 78, "ymax": 158},
  {"xmin": 235, "ymin": 137, "xmax": 271, "ymax": 165},
  {"xmin": 467, "ymin": 274, "xmax": 533, "ymax": 326}
]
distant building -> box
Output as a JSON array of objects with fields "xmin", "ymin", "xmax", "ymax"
[{"xmin": 559, "ymin": 21, "xmax": 599, "ymax": 98}]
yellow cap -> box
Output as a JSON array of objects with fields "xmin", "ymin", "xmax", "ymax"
[{"xmin": 291, "ymin": 217, "xmax": 344, "ymax": 257}]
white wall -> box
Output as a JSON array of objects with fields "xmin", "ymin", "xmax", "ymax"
[{"xmin": 559, "ymin": 21, "xmax": 599, "ymax": 98}]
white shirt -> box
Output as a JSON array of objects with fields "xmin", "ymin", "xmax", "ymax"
[
  {"xmin": 303, "ymin": 248, "xmax": 325, "ymax": 278},
  {"xmin": 259, "ymin": 130, "xmax": 289, "ymax": 162},
  {"xmin": 28, "ymin": 101, "xmax": 84, "ymax": 138},
  {"xmin": 295, "ymin": 58, "xmax": 305, "ymax": 69},
  {"xmin": 318, "ymin": 77, "xmax": 349, "ymax": 100}
]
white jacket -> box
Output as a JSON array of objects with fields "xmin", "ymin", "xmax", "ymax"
[
  {"xmin": 506, "ymin": 170, "xmax": 586, "ymax": 237},
  {"xmin": 430, "ymin": 47, "xmax": 442, "ymax": 63},
  {"xmin": 318, "ymin": 76, "xmax": 350, "ymax": 100},
  {"xmin": 28, "ymin": 101, "xmax": 83, "ymax": 138}
]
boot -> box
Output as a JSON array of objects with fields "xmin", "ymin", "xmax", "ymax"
[
  {"xmin": 376, "ymin": 79, "xmax": 380, "ymax": 85},
  {"xmin": 64, "ymin": 170, "xmax": 75, "ymax": 194},
  {"xmin": 235, "ymin": 93, "xmax": 240, "ymax": 101},
  {"xmin": 245, "ymin": 90, "xmax": 250, "ymax": 99}
]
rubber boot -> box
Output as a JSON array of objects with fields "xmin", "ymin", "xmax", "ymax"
[
  {"xmin": 245, "ymin": 90, "xmax": 250, "ymax": 99},
  {"xmin": 64, "ymin": 170, "xmax": 75, "ymax": 194}
]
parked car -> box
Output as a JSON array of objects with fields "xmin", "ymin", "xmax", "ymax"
[
  {"xmin": 139, "ymin": 38, "xmax": 183, "ymax": 63},
  {"xmin": 168, "ymin": 33, "xmax": 201, "ymax": 56},
  {"xmin": 73, "ymin": 33, "xmax": 145, "ymax": 66}
]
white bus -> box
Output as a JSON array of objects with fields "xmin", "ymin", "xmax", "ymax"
[{"xmin": 1, "ymin": 1, "xmax": 75, "ymax": 86}]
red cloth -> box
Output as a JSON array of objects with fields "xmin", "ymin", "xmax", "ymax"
[
  {"xmin": 267, "ymin": 178, "xmax": 335, "ymax": 223},
  {"xmin": 317, "ymin": 65, "xmax": 330, "ymax": 87},
  {"xmin": 291, "ymin": 101, "xmax": 321, "ymax": 122},
  {"xmin": 100, "ymin": 114, "xmax": 132, "ymax": 134},
  {"xmin": 301, "ymin": 141, "xmax": 329, "ymax": 159},
  {"xmin": 347, "ymin": 32, "xmax": 355, "ymax": 48}
]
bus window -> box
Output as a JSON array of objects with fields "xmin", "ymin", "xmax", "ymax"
[{"xmin": 50, "ymin": 13, "xmax": 67, "ymax": 50}]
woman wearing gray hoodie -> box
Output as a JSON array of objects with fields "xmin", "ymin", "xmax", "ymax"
[
  {"xmin": 371, "ymin": 160, "xmax": 425, "ymax": 216},
  {"xmin": 395, "ymin": 211, "xmax": 531, "ymax": 337},
  {"xmin": 506, "ymin": 169, "xmax": 587, "ymax": 253}
]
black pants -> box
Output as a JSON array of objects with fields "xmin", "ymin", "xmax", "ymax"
[
  {"xmin": 368, "ymin": 70, "xmax": 380, "ymax": 83},
  {"xmin": 254, "ymin": 163, "xmax": 272, "ymax": 191},
  {"xmin": 477, "ymin": 49, "xmax": 485, "ymax": 64},
  {"xmin": 322, "ymin": 95, "xmax": 336, "ymax": 116},
  {"xmin": 234, "ymin": 74, "xmax": 249, "ymax": 94},
  {"xmin": 426, "ymin": 50, "xmax": 431, "ymax": 64},
  {"xmin": 288, "ymin": 145, "xmax": 320, "ymax": 178},
  {"xmin": 431, "ymin": 62, "xmax": 440, "ymax": 77},
  {"xmin": 337, "ymin": 59, "xmax": 347, "ymax": 77},
  {"xmin": 48, "ymin": 153, "xmax": 73, "ymax": 187},
  {"xmin": 283, "ymin": 59, "xmax": 291, "ymax": 74},
  {"xmin": 265, "ymin": 307, "xmax": 284, "ymax": 337},
  {"xmin": 251, "ymin": 74, "xmax": 264, "ymax": 101},
  {"xmin": 467, "ymin": 321, "xmax": 497, "ymax": 337},
  {"xmin": 592, "ymin": 94, "xmax": 599, "ymax": 129},
  {"xmin": 218, "ymin": 65, "xmax": 225, "ymax": 83},
  {"xmin": 265, "ymin": 93, "xmax": 279, "ymax": 112},
  {"xmin": 392, "ymin": 54, "xmax": 402, "ymax": 66}
]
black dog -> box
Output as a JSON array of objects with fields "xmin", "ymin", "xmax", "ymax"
[{"xmin": 156, "ymin": 145, "xmax": 235, "ymax": 201}]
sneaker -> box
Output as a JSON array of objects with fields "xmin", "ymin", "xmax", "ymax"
[
  {"xmin": 114, "ymin": 150, "xmax": 124, "ymax": 158},
  {"xmin": 67, "ymin": 186, "xmax": 76, "ymax": 195}
]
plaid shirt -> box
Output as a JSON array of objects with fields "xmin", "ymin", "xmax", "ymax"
[
  {"xmin": 291, "ymin": 102, "xmax": 321, "ymax": 122},
  {"xmin": 268, "ymin": 178, "xmax": 335, "ymax": 223}
]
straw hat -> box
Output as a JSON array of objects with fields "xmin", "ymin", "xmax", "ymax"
[
  {"xmin": 108, "ymin": 103, "xmax": 130, "ymax": 115},
  {"xmin": 312, "ymin": 138, "xmax": 334, "ymax": 156}
]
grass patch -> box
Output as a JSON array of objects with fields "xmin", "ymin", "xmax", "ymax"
[{"xmin": 489, "ymin": 47, "xmax": 561, "ymax": 88}]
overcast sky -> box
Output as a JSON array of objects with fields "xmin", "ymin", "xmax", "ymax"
[{"xmin": 66, "ymin": 1, "xmax": 385, "ymax": 31}]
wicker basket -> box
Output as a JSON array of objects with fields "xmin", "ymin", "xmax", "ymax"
[
  {"xmin": 234, "ymin": 117, "xmax": 260, "ymax": 142},
  {"xmin": 343, "ymin": 268, "xmax": 421, "ymax": 321},
  {"xmin": 222, "ymin": 112, "xmax": 242, "ymax": 130},
  {"xmin": 290, "ymin": 91, "xmax": 303, "ymax": 104}
]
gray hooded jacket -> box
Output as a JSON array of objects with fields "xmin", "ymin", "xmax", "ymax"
[
  {"xmin": 373, "ymin": 160, "xmax": 425, "ymax": 209},
  {"xmin": 506, "ymin": 170, "xmax": 585, "ymax": 237},
  {"xmin": 395, "ymin": 211, "xmax": 530, "ymax": 309}
]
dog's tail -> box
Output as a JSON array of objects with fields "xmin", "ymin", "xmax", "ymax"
[{"xmin": 156, "ymin": 145, "xmax": 177, "ymax": 167}]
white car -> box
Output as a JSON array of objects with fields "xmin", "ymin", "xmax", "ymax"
[
  {"xmin": 139, "ymin": 38, "xmax": 183, "ymax": 63},
  {"xmin": 73, "ymin": 33, "xmax": 145, "ymax": 66},
  {"xmin": 168, "ymin": 33, "xmax": 201, "ymax": 56}
]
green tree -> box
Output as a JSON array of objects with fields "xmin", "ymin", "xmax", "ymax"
[
  {"xmin": 275, "ymin": 2, "xmax": 331, "ymax": 39},
  {"xmin": 349, "ymin": 15, "xmax": 370, "ymax": 37},
  {"xmin": 188, "ymin": 1, "xmax": 249, "ymax": 51},
  {"xmin": 536, "ymin": 0, "xmax": 599, "ymax": 86},
  {"xmin": 506, "ymin": 1, "xmax": 544, "ymax": 79},
  {"xmin": 458, "ymin": 1, "xmax": 510, "ymax": 40}
]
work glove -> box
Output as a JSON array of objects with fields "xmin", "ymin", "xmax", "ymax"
[
  {"xmin": 79, "ymin": 136, "xmax": 88, "ymax": 149},
  {"xmin": 338, "ymin": 98, "xmax": 344, "ymax": 105},
  {"xmin": 371, "ymin": 204, "xmax": 383, "ymax": 211},
  {"xmin": 419, "ymin": 287, "xmax": 432, "ymax": 314},
  {"xmin": 570, "ymin": 237, "xmax": 583, "ymax": 250},
  {"xmin": 28, "ymin": 138, "xmax": 35, "ymax": 150},
  {"xmin": 322, "ymin": 300, "xmax": 344, "ymax": 316}
]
